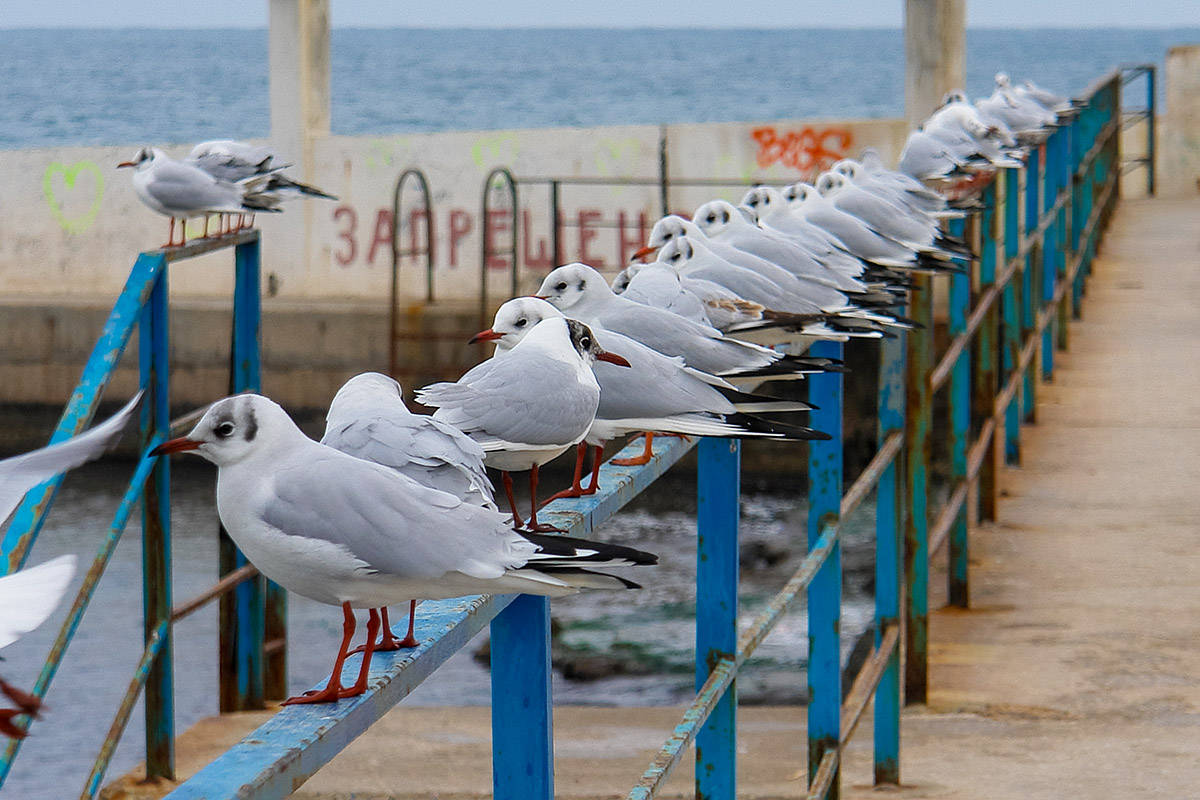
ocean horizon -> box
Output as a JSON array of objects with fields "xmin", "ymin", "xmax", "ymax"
[{"xmin": 1, "ymin": 26, "xmax": 1194, "ymax": 150}]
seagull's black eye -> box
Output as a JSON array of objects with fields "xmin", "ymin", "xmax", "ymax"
[
  {"xmin": 722, "ymin": 211, "xmax": 730, "ymax": 222},
  {"xmin": 579, "ymin": 335, "xmax": 591, "ymax": 349},
  {"xmin": 705, "ymin": 213, "xmax": 716, "ymax": 223},
  {"xmin": 555, "ymin": 281, "xmax": 567, "ymax": 292},
  {"xmin": 515, "ymin": 317, "xmax": 527, "ymax": 327},
  {"xmin": 214, "ymin": 421, "xmax": 235, "ymax": 439}
]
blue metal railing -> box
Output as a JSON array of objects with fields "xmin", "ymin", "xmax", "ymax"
[
  {"xmin": 0, "ymin": 230, "xmax": 276, "ymax": 797},
  {"xmin": 4, "ymin": 62, "xmax": 1142, "ymax": 800}
]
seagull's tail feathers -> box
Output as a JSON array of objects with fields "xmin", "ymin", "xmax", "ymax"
[{"xmin": 266, "ymin": 174, "xmax": 339, "ymax": 201}]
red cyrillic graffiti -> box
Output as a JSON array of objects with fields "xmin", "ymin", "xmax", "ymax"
[{"xmin": 750, "ymin": 126, "xmax": 853, "ymax": 176}]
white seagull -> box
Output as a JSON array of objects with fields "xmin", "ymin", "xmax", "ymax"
[
  {"xmin": 2, "ymin": 391, "xmax": 142, "ymax": 527},
  {"xmin": 417, "ymin": 316, "xmax": 630, "ymax": 532},
  {"xmin": 188, "ymin": 140, "xmax": 337, "ymax": 202},
  {"xmin": 473, "ymin": 298, "xmax": 826, "ymax": 495},
  {"xmin": 535, "ymin": 263, "xmax": 823, "ymax": 381},
  {"xmin": 0, "ymin": 554, "xmax": 76, "ymax": 739},
  {"xmin": 321, "ymin": 371, "xmax": 496, "ymax": 651},
  {"xmin": 151, "ymin": 393, "xmax": 656, "ymax": 704},
  {"xmin": 118, "ymin": 147, "xmax": 281, "ymax": 247}
]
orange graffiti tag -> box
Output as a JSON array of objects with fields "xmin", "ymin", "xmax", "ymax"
[{"xmin": 750, "ymin": 126, "xmax": 853, "ymax": 176}]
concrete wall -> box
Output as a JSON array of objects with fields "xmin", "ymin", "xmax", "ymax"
[
  {"xmin": 0, "ymin": 117, "xmax": 907, "ymax": 414},
  {"xmin": 1159, "ymin": 44, "xmax": 1200, "ymax": 198}
]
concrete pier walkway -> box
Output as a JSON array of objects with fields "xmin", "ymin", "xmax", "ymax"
[{"xmin": 103, "ymin": 196, "xmax": 1200, "ymax": 799}]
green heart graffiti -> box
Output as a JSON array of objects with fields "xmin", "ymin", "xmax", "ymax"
[
  {"xmin": 471, "ymin": 133, "xmax": 520, "ymax": 171},
  {"xmin": 43, "ymin": 160, "xmax": 104, "ymax": 235}
]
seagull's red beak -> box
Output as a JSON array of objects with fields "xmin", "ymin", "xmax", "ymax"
[
  {"xmin": 150, "ymin": 437, "xmax": 202, "ymax": 456},
  {"xmin": 468, "ymin": 328, "xmax": 503, "ymax": 345},
  {"xmin": 595, "ymin": 350, "xmax": 631, "ymax": 368},
  {"xmin": 116, "ymin": 161, "xmax": 136, "ymax": 169},
  {"xmin": 632, "ymin": 245, "xmax": 657, "ymax": 261}
]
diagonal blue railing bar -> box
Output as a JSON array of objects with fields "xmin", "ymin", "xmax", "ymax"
[
  {"xmin": 82, "ymin": 618, "xmax": 171, "ymax": 800},
  {"xmin": 0, "ymin": 441, "xmax": 160, "ymax": 769},
  {"xmin": 165, "ymin": 433, "xmax": 694, "ymax": 800},
  {"xmin": 0, "ymin": 252, "xmax": 164, "ymax": 573}
]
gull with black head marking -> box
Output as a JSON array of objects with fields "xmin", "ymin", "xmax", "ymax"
[
  {"xmin": 321, "ymin": 371, "xmax": 496, "ymax": 651},
  {"xmin": 417, "ymin": 316, "xmax": 630, "ymax": 532},
  {"xmin": 151, "ymin": 393, "xmax": 656, "ymax": 705}
]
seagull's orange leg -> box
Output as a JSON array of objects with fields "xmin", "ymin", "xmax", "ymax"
[
  {"xmin": 283, "ymin": 602, "xmax": 356, "ymax": 705},
  {"xmin": 338, "ymin": 608, "xmax": 380, "ymax": 699}
]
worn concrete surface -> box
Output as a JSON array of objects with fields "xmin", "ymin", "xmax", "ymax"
[{"xmin": 103, "ymin": 196, "xmax": 1200, "ymax": 799}]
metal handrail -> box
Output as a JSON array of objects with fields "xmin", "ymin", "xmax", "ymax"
[
  {"xmin": 23, "ymin": 62, "xmax": 1137, "ymax": 800},
  {"xmin": 389, "ymin": 168, "xmax": 435, "ymax": 378},
  {"xmin": 0, "ymin": 229, "xmax": 265, "ymax": 797}
]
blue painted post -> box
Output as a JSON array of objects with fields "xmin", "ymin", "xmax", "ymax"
[
  {"xmin": 1056, "ymin": 122, "xmax": 1073, "ymax": 348},
  {"xmin": 1002, "ymin": 168, "xmax": 1022, "ymax": 465},
  {"xmin": 219, "ymin": 239, "xmax": 267, "ymax": 711},
  {"xmin": 1070, "ymin": 102, "xmax": 1086, "ymax": 318},
  {"xmin": 975, "ymin": 182, "xmax": 999, "ymax": 521},
  {"xmin": 947, "ymin": 216, "xmax": 970, "ymax": 607},
  {"xmin": 491, "ymin": 594, "xmax": 554, "ymax": 800},
  {"xmin": 904, "ymin": 270, "xmax": 931, "ymax": 704},
  {"xmin": 874, "ymin": 322, "xmax": 904, "ymax": 785},
  {"xmin": 807, "ymin": 340, "xmax": 842, "ymax": 795},
  {"xmin": 1041, "ymin": 131, "xmax": 1058, "ymax": 381},
  {"xmin": 139, "ymin": 262, "xmax": 175, "ymax": 780},
  {"xmin": 695, "ymin": 436, "xmax": 740, "ymax": 800},
  {"xmin": 1021, "ymin": 147, "xmax": 1040, "ymax": 423},
  {"xmin": 1146, "ymin": 65, "xmax": 1156, "ymax": 197}
]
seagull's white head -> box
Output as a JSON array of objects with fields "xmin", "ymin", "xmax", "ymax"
[
  {"xmin": 692, "ymin": 200, "xmax": 738, "ymax": 238},
  {"xmin": 782, "ymin": 182, "xmax": 817, "ymax": 209},
  {"xmin": 536, "ymin": 263, "xmax": 611, "ymax": 315},
  {"xmin": 153, "ymin": 393, "xmax": 299, "ymax": 468},
  {"xmin": 995, "ymin": 72, "xmax": 1011, "ymax": 88},
  {"xmin": 117, "ymin": 147, "xmax": 163, "ymax": 171},
  {"xmin": 326, "ymin": 372, "xmax": 407, "ymax": 431},
  {"xmin": 645, "ymin": 215, "xmax": 702, "ymax": 253},
  {"xmin": 480, "ymin": 296, "xmax": 564, "ymax": 353},
  {"xmin": 815, "ymin": 172, "xmax": 848, "ymax": 196},
  {"xmin": 611, "ymin": 262, "xmax": 642, "ymax": 294},
  {"xmin": 831, "ymin": 159, "xmax": 863, "ymax": 180},
  {"xmin": 655, "ymin": 236, "xmax": 697, "ymax": 272}
]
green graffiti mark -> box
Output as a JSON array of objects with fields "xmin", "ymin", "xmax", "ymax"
[
  {"xmin": 366, "ymin": 136, "xmax": 413, "ymax": 172},
  {"xmin": 471, "ymin": 133, "xmax": 520, "ymax": 170},
  {"xmin": 43, "ymin": 160, "xmax": 104, "ymax": 234},
  {"xmin": 594, "ymin": 138, "xmax": 643, "ymax": 196}
]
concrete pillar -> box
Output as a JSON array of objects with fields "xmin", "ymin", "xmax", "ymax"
[
  {"xmin": 1160, "ymin": 44, "xmax": 1200, "ymax": 197},
  {"xmin": 267, "ymin": 0, "xmax": 331, "ymax": 292},
  {"xmin": 905, "ymin": 0, "xmax": 966, "ymax": 131}
]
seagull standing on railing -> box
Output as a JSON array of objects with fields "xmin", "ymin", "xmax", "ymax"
[
  {"xmin": 117, "ymin": 147, "xmax": 281, "ymax": 248},
  {"xmin": 321, "ymin": 372, "xmax": 496, "ymax": 651},
  {"xmin": 0, "ymin": 555, "xmax": 76, "ymax": 738},
  {"xmin": 151, "ymin": 393, "xmax": 656, "ymax": 704},
  {"xmin": 417, "ymin": 316, "xmax": 630, "ymax": 532},
  {"xmin": 472, "ymin": 297, "xmax": 829, "ymax": 494}
]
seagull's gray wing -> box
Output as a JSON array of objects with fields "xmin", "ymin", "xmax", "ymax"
[
  {"xmin": 323, "ymin": 416, "xmax": 494, "ymax": 505},
  {"xmin": 146, "ymin": 162, "xmax": 247, "ymax": 214},
  {"xmin": 189, "ymin": 152, "xmax": 261, "ymax": 183},
  {"xmin": 259, "ymin": 448, "xmax": 527, "ymax": 581},
  {"xmin": 0, "ymin": 392, "xmax": 141, "ymax": 525},
  {"xmin": 0, "ymin": 554, "xmax": 77, "ymax": 649},
  {"xmin": 419, "ymin": 356, "xmax": 598, "ymax": 448}
]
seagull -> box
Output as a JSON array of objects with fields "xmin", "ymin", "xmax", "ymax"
[
  {"xmin": 535, "ymin": 263, "xmax": 826, "ymax": 381},
  {"xmin": 2, "ymin": 392, "xmax": 142, "ymax": 527},
  {"xmin": 473, "ymin": 298, "xmax": 827, "ymax": 494},
  {"xmin": 0, "ymin": 554, "xmax": 76, "ymax": 738},
  {"xmin": 416, "ymin": 316, "xmax": 630, "ymax": 532},
  {"xmin": 188, "ymin": 140, "xmax": 338, "ymax": 202},
  {"xmin": 321, "ymin": 372, "xmax": 496, "ymax": 651},
  {"xmin": 118, "ymin": 147, "xmax": 281, "ymax": 247},
  {"xmin": 151, "ymin": 393, "xmax": 656, "ymax": 704}
]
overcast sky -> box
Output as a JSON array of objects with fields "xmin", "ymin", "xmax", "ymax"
[{"xmin": 4, "ymin": 1, "xmax": 1200, "ymax": 29}]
